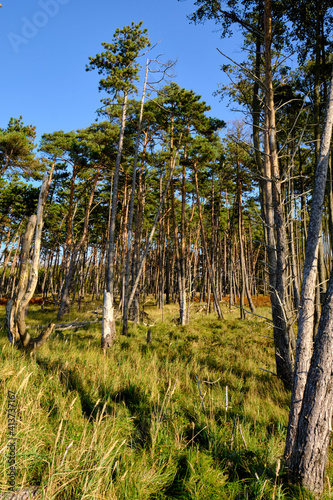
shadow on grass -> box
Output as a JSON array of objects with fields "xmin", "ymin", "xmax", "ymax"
[
  {"xmin": 36, "ymin": 356, "xmax": 155, "ymax": 449},
  {"xmin": 35, "ymin": 357, "xmax": 112, "ymax": 419},
  {"xmin": 107, "ymin": 383, "xmax": 153, "ymax": 449}
]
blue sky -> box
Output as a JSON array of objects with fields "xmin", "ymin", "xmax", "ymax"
[{"xmin": 0, "ymin": 0, "xmax": 247, "ymax": 143}]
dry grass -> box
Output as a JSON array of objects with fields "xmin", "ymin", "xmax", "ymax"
[{"xmin": 0, "ymin": 297, "xmax": 328, "ymax": 499}]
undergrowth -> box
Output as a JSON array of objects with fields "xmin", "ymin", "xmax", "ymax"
[{"xmin": 0, "ymin": 299, "xmax": 330, "ymax": 499}]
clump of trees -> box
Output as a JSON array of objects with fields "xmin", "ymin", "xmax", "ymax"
[
  {"xmin": 186, "ymin": 0, "xmax": 333, "ymax": 494},
  {"xmin": 2, "ymin": 4, "xmax": 333, "ymax": 494}
]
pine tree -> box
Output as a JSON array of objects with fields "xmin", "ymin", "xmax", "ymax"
[{"xmin": 87, "ymin": 21, "xmax": 150, "ymax": 349}]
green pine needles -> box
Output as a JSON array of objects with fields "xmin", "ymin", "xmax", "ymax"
[{"xmin": 86, "ymin": 21, "xmax": 151, "ymax": 98}]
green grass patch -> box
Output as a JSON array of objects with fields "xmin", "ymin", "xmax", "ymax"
[{"xmin": 0, "ymin": 299, "xmax": 331, "ymax": 498}]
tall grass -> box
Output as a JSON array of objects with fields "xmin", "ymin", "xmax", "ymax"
[{"xmin": 0, "ymin": 299, "xmax": 330, "ymax": 499}]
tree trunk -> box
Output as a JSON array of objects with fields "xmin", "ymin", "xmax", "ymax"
[
  {"xmin": 127, "ymin": 150, "xmax": 180, "ymax": 312},
  {"xmin": 288, "ymin": 268, "xmax": 333, "ymax": 494},
  {"xmin": 57, "ymin": 170, "xmax": 99, "ymax": 319},
  {"xmin": 193, "ymin": 163, "xmax": 223, "ymax": 319},
  {"xmin": 264, "ymin": 0, "xmax": 294, "ymax": 387},
  {"xmin": 0, "ymin": 222, "xmax": 23, "ymax": 297},
  {"xmin": 123, "ymin": 62, "xmax": 148, "ymax": 335},
  {"xmin": 6, "ymin": 172, "xmax": 55, "ymax": 351},
  {"xmin": 5, "ymin": 235, "xmax": 21, "ymax": 297},
  {"xmin": 171, "ymin": 180, "xmax": 186, "ymax": 325},
  {"xmin": 285, "ymin": 65, "xmax": 333, "ymax": 466},
  {"xmin": 102, "ymin": 92, "xmax": 128, "ymax": 349}
]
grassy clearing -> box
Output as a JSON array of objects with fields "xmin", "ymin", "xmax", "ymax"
[{"xmin": 0, "ymin": 299, "xmax": 330, "ymax": 499}]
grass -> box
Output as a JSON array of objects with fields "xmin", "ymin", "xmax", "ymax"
[{"xmin": 0, "ymin": 297, "xmax": 330, "ymax": 499}]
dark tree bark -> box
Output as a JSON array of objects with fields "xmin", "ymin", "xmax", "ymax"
[{"xmin": 264, "ymin": 0, "xmax": 295, "ymax": 388}]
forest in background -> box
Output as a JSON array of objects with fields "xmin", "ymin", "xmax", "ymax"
[{"xmin": 2, "ymin": 0, "xmax": 333, "ymax": 496}]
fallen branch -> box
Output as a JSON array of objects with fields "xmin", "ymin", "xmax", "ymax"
[
  {"xmin": 55, "ymin": 319, "xmax": 101, "ymax": 331},
  {"xmin": 258, "ymin": 367, "xmax": 278, "ymax": 377},
  {"xmin": 231, "ymin": 303, "xmax": 273, "ymax": 323}
]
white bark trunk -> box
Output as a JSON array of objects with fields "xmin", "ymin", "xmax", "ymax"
[
  {"xmin": 101, "ymin": 290, "xmax": 115, "ymax": 349},
  {"xmin": 6, "ymin": 171, "xmax": 54, "ymax": 351}
]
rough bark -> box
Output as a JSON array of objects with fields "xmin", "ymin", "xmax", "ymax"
[
  {"xmin": 285, "ymin": 65, "xmax": 333, "ymax": 464},
  {"xmin": 288, "ymin": 269, "xmax": 333, "ymax": 494},
  {"xmin": 264, "ymin": 0, "xmax": 294, "ymax": 387}
]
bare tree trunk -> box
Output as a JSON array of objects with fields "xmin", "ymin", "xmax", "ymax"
[
  {"xmin": 6, "ymin": 172, "xmax": 55, "ymax": 351},
  {"xmin": 287, "ymin": 268, "xmax": 333, "ymax": 494},
  {"xmin": 170, "ymin": 180, "xmax": 186, "ymax": 324},
  {"xmin": 5, "ymin": 235, "xmax": 21, "ymax": 297},
  {"xmin": 264, "ymin": 0, "xmax": 294, "ymax": 387},
  {"xmin": 123, "ymin": 62, "xmax": 148, "ymax": 335},
  {"xmin": 57, "ymin": 171, "xmax": 99, "ymax": 319},
  {"xmin": 285, "ymin": 65, "xmax": 333, "ymax": 466},
  {"xmin": 0, "ymin": 222, "xmax": 23, "ymax": 297},
  {"xmin": 193, "ymin": 163, "xmax": 223, "ymax": 319},
  {"xmin": 0, "ymin": 225, "xmax": 12, "ymax": 269},
  {"xmin": 102, "ymin": 92, "xmax": 128, "ymax": 349},
  {"xmin": 288, "ymin": 176, "xmax": 300, "ymax": 312},
  {"xmin": 127, "ymin": 150, "xmax": 180, "ymax": 312}
]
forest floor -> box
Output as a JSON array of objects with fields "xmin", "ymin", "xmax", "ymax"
[{"xmin": 0, "ymin": 297, "xmax": 331, "ymax": 499}]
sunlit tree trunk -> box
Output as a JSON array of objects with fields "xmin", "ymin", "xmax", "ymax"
[
  {"xmin": 102, "ymin": 93, "xmax": 128, "ymax": 349},
  {"xmin": 123, "ymin": 62, "xmax": 149, "ymax": 334},
  {"xmin": 285, "ymin": 67, "xmax": 333, "ymax": 477},
  {"xmin": 6, "ymin": 172, "xmax": 55, "ymax": 352}
]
